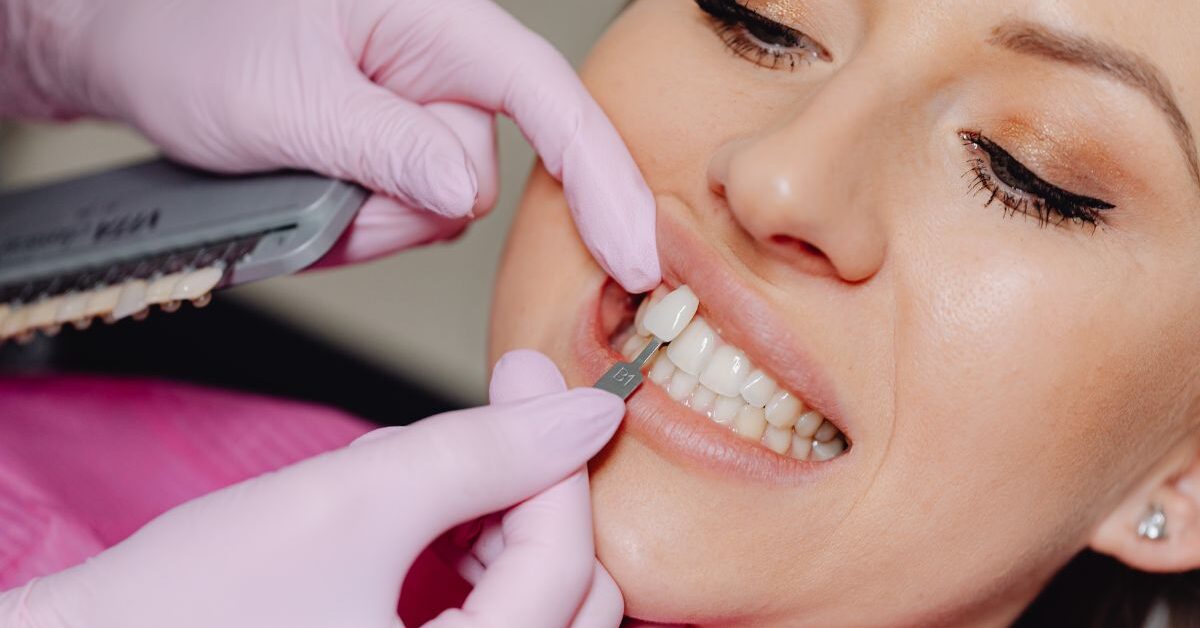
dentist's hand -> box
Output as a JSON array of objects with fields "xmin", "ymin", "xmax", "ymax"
[
  {"xmin": 5, "ymin": 0, "xmax": 658, "ymax": 292},
  {"xmin": 0, "ymin": 351, "xmax": 626, "ymax": 628}
]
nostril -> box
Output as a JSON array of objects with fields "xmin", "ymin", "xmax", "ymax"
[
  {"xmin": 770, "ymin": 234, "xmax": 826, "ymax": 259},
  {"xmin": 769, "ymin": 235, "xmax": 837, "ymax": 277}
]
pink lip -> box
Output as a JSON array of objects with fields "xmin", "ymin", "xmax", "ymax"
[{"xmin": 573, "ymin": 210, "xmax": 852, "ymax": 484}]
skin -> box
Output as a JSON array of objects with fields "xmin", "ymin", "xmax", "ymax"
[{"xmin": 489, "ymin": 1, "xmax": 1200, "ymax": 625}]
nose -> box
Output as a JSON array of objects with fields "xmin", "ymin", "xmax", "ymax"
[{"xmin": 707, "ymin": 77, "xmax": 889, "ymax": 283}]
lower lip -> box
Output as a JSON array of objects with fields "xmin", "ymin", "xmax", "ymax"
[{"xmin": 573, "ymin": 280, "xmax": 847, "ymax": 484}]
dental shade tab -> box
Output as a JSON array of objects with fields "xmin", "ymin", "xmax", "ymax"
[
  {"xmin": 0, "ymin": 159, "xmax": 367, "ymax": 344},
  {"xmin": 594, "ymin": 286, "xmax": 699, "ymax": 400}
]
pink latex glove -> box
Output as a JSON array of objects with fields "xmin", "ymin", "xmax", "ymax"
[
  {"xmin": 0, "ymin": 0, "xmax": 659, "ymax": 292},
  {"xmin": 0, "ymin": 351, "xmax": 626, "ymax": 628}
]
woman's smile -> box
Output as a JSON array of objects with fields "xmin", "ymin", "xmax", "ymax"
[{"xmin": 576, "ymin": 204, "xmax": 853, "ymax": 482}]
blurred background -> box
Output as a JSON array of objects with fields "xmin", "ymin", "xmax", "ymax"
[{"xmin": 0, "ymin": 0, "xmax": 625, "ymax": 424}]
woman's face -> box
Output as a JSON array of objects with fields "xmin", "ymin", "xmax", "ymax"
[{"xmin": 490, "ymin": 1, "xmax": 1200, "ymax": 625}]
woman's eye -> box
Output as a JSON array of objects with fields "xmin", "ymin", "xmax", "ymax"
[
  {"xmin": 695, "ymin": 0, "xmax": 830, "ymax": 71},
  {"xmin": 959, "ymin": 131, "xmax": 1116, "ymax": 229}
]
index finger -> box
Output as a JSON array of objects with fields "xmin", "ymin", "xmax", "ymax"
[{"xmin": 368, "ymin": 0, "xmax": 661, "ymax": 292}]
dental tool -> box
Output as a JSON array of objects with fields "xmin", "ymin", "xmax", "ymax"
[
  {"xmin": 0, "ymin": 159, "xmax": 366, "ymax": 343},
  {"xmin": 594, "ymin": 285, "xmax": 699, "ymax": 400}
]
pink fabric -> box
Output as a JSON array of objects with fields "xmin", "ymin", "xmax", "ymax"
[{"xmin": 0, "ymin": 375, "xmax": 372, "ymax": 590}]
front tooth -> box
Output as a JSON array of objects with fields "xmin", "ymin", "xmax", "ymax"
[
  {"xmin": 764, "ymin": 390, "xmax": 802, "ymax": 429},
  {"xmin": 26, "ymin": 298, "xmax": 60, "ymax": 329},
  {"xmin": 621, "ymin": 333, "xmax": 647, "ymax": 360},
  {"xmin": 667, "ymin": 371, "xmax": 699, "ymax": 401},
  {"xmin": 733, "ymin": 406, "xmax": 768, "ymax": 441},
  {"xmin": 814, "ymin": 420, "xmax": 840, "ymax": 443},
  {"xmin": 711, "ymin": 394, "xmax": 743, "ymax": 424},
  {"xmin": 1, "ymin": 307, "xmax": 29, "ymax": 339},
  {"xmin": 762, "ymin": 425, "xmax": 793, "ymax": 455},
  {"xmin": 699, "ymin": 345, "xmax": 751, "ymax": 397},
  {"xmin": 740, "ymin": 370, "xmax": 777, "ymax": 407},
  {"xmin": 666, "ymin": 318, "xmax": 717, "ymax": 376},
  {"xmin": 84, "ymin": 286, "xmax": 122, "ymax": 317},
  {"xmin": 147, "ymin": 273, "xmax": 184, "ymax": 305},
  {"xmin": 0, "ymin": 305, "xmax": 9, "ymax": 330},
  {"xmin": 171, "ymin": 267, "xmax": 223, "ymax": 300},
  {"xmin": 794, "ymin": 410, "xmax": 824, "ymax": 438},
  {"xmin": 790, "ymin": 434, "xmax": 813, "ymax": 461},
  {"xmin": 647, "ymin": 352, "xmax": 676, "ymax": 384},
  {"xmin": 643, "ymin": 286, "xmax": 699, "ymax": 342},
  {"xmin": 811, "ymin": 437, "xmax": 846, "ymax": 461},
  {"xmin": 55, "ymin": 293, "xmax": 88, "ymax": 324},
  {"xmin": 690, "ymin": 386, "xmax": 718, "ymax": 414},
  {"xmin": 111, "ymin": 280, "xmax": 149, "ymax": 321}
]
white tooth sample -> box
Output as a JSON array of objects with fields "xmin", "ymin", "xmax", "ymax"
[
  {"xmin": 84, "ymin": 286, "xmax": 122, "ymax": 317},
  {"xmin": 27, "ymin": 298, "xmax": 61, "ymax": 328},
  {"xmin": 666, "ymin": 318, "xmax": 717, "ymax": 376},
  {"xmin": 762, "ymin": 425, "xmax": 793, "ymax": 455},
  {"xmin": 0, "ymin": 305, "xmax": 8, "ymax": 329},
  {"xmin": 814, "ymin": 420, "xmax": 840, "ymax": 443},
  {"xmin": 146, "ymin": 273, "xmax": 184, "ymax": 305},
  {"xmin": 732, "ymin": 406, "xmax": 768, "ymax": 441},
  {"xmin": 740, "ymin": 370, "xmax": 777, "ymax": 408},
  {"xmin": 642, "ymin": 285, "xmax": 699, "ymax": 342},
  {"xmin": 621, "ymin": 333, "xmax": 646, "ymax": 360},
  {"xmin": 699, "ymin": 345, "xmax": 751, "ymax": 397},
  {"xmin": 667, "ymin": 371, "xmax": 699, "ymax": 402},
  {"xmin": 764, "ymin": 390, "xmax": 802, "ymax": 429},
  {"xmin": 711, "ymin": 394, "xmax": 743, "ymax": 424},
  {"xmin": 647, "ymin": 352, "xmax": 676, "ymax": 385},
  {"xmin": 55, "ymin": 293, "xmax": 88, "ymax": 324},
  {"xmin": 111, "ymin": 280, "xmax": 149, "ymax": 321},
  {"xmin": 690, "ymin": 386, "xmax": 718, "ymax": 414},
  {"xmin": 790, "ymin": 434, "xmax": 813, "ymax": 461},
  {"xmin": 172, "ymin": 267, "xmax": 223, "ymax": 300},
  {"xmin": 1, "ymin": 306, "xmax": 28, "ymax": 338},
  {"xmin": 794, "ymin": 410, "xmax": 824, "ymax": 438},
  {"xmin": 633, "ymin": 290, "xmax": 664, "ymax": 337},
  {"xmin": 811, "ymin": 437, "xmax": 847, "ymax": 462}
]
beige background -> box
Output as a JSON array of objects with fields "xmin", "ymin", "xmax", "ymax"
[{"xmin": 0, "ymin": 0, "xmax": 625, "ymax": 405}]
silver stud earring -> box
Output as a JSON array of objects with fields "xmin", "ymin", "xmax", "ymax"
[{"xmin": 1137, "ymin": 503, "xmax": 1168, "ymax": 541}]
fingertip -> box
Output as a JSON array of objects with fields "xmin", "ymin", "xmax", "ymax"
[
  {"xmin": 420, "ymin": 154, "xmax": 480, "ymax": 218},
  {"xmin": 490, "ymin": 350, "xmax": 567, "ymax": 403}
]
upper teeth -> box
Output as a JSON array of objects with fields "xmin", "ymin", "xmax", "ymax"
[{"xmin": 621, "ymin": 285, "xmax": 848, "ymax": 462}]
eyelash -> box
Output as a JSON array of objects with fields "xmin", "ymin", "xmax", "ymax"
[
  {"xmin": 694, "ymin": 0, "xmax": 830, "ymax": 70},
  {"xmin": 693, "ymin": 1, "xmax": 1114, "ymax": 231},
  {"xmin": 960, "ymin": 131, "xmax": 1115, "ymax": 229}
]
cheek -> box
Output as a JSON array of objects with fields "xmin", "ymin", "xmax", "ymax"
[{"xmin": 488, "ymin": 169, "xmax": 602, "ymax": 378}]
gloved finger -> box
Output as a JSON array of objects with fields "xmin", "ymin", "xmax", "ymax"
[
  {"xmin": 315, "ymin": 74, "xmax": 478, "ymax": 218},
  {"xmin": 569, "ymin": 561, "xmax": 625, "ymax": 628},
  {"xmin": 449, "ymin": 349, "xmax": 570, "ymax": 584},
  {"xmin": 356, "ymin": 386, "xmax": 623, "ymax": 545},
  {"xmin": 310, "ymin": 193, "xmax": 467, "ymax": 268},
  {"xmin": 371, "ymin": 0, "xmax": 660, "ymax": 292},
  {"xmin": 426, "ymin": 472, "xmax": 598, "ymax": 628},
  {"xmin": 427, "ymin": 102, "xmax": 500, "ymax": 218}
]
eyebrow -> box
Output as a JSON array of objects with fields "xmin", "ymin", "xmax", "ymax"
[{"xmin": 989, "ymin": 20, "xmax": 1200, "ymax": 189}]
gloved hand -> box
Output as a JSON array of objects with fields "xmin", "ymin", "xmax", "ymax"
[
  {"xmin": 2, "ymin": 0, "xmax": 658, "ymax": 292},
  {"xmin": 0, "ymin": 350, "xmax": 627, "ymax": 628}
]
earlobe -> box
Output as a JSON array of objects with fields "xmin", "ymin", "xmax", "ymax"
[{"xmin": 1090, "ymin": 449, "xmax": 1200, "ymax": 573}]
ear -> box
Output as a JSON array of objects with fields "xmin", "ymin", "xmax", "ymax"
[{"xmin": 1090, "ymin": 438, "xmax": 1200, "ymax": 573}]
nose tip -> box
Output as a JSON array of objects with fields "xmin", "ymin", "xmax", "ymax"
[{"xmin": 708, "ymin": 134, "xmax": 886, "ymax": 284}]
